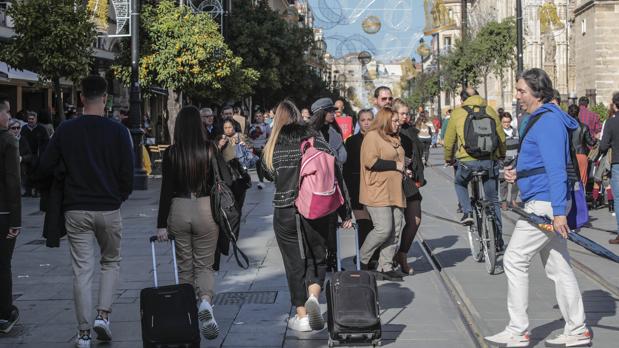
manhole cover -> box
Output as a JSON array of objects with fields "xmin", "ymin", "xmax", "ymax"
[
  {"xmin": 212, "ymin": 291, "xmax": 277, "ymax": 305},
  {"xmin": 25, "ymin": 239, "xmax": 45, "ymax": 245}
]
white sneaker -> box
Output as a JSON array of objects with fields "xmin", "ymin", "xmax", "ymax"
[
  {"xmin": 288, "ymin": 315, "xmax": 311, "ymax": 332},
  {"xmin": 93, "ymin": 315, "xmax": 112, "ymax": 341},
  {"xmin": 545, "ymin": 329, "xmax": 592, "ymax": 347},
  {"xmin": 304, "ymin": 295, "xmax": 324, "ymax": 330},
  {"xmin": 484, "ymin": 329, "xmax": 530, "ymax": 347},
  {"xmin": 198, "ymin": 300, "xmax": 219, "ymax": 340},
  {"xmin": 75, "ymin": 332, "xmax": 91, "ymax": 348},
  {"xmin": 257, "ymin": 183, "xmax": 264, "ymax": 190}
]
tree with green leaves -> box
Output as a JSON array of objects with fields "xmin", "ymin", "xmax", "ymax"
[
  {"xmin": 0, "ymin": 0, "xmax": 96, "ymax": 122},
  {"xmin": 227, "ymin": 0, "xmax": 336, "ymax": 108},
  {"xmin": 405, "ymin": 71, "xmax": 440, "ymax": 111},
  {"xmin": 112, "ymin": 0, "xmax": 258, "ymax": 136}
]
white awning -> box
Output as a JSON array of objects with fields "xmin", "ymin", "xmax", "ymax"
[{"xmin": 0, "ymin": 62, "xmax": 39, "ymax": 82}]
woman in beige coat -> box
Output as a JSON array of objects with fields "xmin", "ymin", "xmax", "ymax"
[{"xmin": 359, "ymin": 107, "xmax": 406, "ymax": 281}]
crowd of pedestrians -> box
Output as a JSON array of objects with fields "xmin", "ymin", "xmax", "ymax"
[{"xmin": 2, "ymin": 66, "xmax": 617, "ymax": 348}]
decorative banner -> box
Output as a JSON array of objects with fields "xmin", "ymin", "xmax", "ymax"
[
  {"xmin": 362, "ymin": 15, "xmax": 381, "ymax": 34},
  {"xmin": 539, "ymin": 2, "xmax": 564, "ymax": 34},
  {"xmin": 94, "ymin": 0, "xmax": 130, "ymax": 37},
  {"xmin": 423, "ymin": 0, "xmax": 456, "ymax": 36},
  {"xmin": 110, "ymin": 0, "xmax": 131, "ymax": 37}
]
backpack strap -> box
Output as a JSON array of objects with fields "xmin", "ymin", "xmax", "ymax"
[{"xmin": 518, "ymin": 110, "xmax": 547, "ymax": 153}]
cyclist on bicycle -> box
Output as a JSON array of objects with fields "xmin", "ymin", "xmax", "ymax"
[{"xmin": 443, "ymin": 87, "xmax": 506, "ymax": 247}]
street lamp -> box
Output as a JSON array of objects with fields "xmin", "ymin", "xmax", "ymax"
[
  {"xmin": 417, "ymin": 38, "xmax": 430, "ymax": 74},
  {"xmin": 130, "ymin": 0, "xmax": 147, "ymax": 190}
]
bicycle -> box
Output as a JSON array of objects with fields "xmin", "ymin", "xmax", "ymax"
[{"xmin": 465, "ymin": 166, "xmax": 500, "ymax": 275}]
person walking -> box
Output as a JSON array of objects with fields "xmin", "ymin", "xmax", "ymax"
[
  {"xmin": 37, "ymin": 76, "xmax": 134, "ymax": 348},
  {"xmin": 359, "ymin": 107, "xmax": 406, "ymax": 281},
  {"xmin": 156, "ymin": 106, "xmax": 221, "ymax": 340},
  {"xmin": 393, "ymin": 99, "xmax": 424, "ymax": 275},
  {"xmin": 220, "ymin": 119, "xmax": 251, "ymax": 217},
  {"xmin": 309, "ymin": 98, "xmax": 347, "ymax": 271},
  {"xmin": 499, "ymin": 112, "xmax": 520, "ymax": 210},
  {"xmin": 0, "ymin": 100, "xmax": 21, "ymax": 334},
  {"xmin": 485, "ymin": 68, "xmax": 591, "ymax": 348},
  {"xmin": 7, "ymin": 119, "xmax": 32, "ymax": 197},
  {"xmin": 599, "ymin": 92, "xmax": 619, "ymax": 245},
  {"xmin": 20, "ymin": 111, "xmax": 49, "ymax": 197},
  {"xmin": 578, "ymin": 96, "xmax": 602, "ymax": 139},
  {"xmin": 415, "ymin": 113, "xmax": 433, "ymax": 166},
  {"xmin": 431, "ymin": 114, "xmax": 441, "ymax": 148},
  {"xmin": 343, "ymin": 108, "xmax": 374, "ymax": 260},
  {"xmin": 567, "ymin": 104, "xmax": 597, "ymax": 187},
  {"xmin": 248, "ymin": 109, "xmax": 271, "ymax": 189},
  {"xmin": 261, "ymin": 100, "xmax": 352, "ymax": 332}
]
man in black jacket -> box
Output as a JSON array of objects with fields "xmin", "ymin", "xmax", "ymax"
[
  {"xmin": 599, "ymin": 91, "xmax": 619, "ymax": 244},
  {"xmin": 20, "ymin": 111, "xmax": 49, "ymax": 196},
  {"xmin": 0, "ymin": 99, "xmax": 21, "ymax": 334},
  {"xmin": 38, "ymin": 76, "xmax": 133, "ymax": 347}
]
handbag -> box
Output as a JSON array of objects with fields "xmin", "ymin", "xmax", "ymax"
[
  {"xmin": 402, "ymin": 174, "xmax": 418, "ymax": 199},
  {"xmin": 210, "ymin": 156, "xmax": 249, "ymax": 269},
  {"xmin": 567, "ymin": 180, "xmax": 589, "ymax": 230}
]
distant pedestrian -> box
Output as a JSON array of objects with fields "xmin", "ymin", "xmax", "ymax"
[
  {"xmin": 415, "ymin": 113, "xmax": 432, "ymax": 166},
  {"xmin": 431, "ymin": 115, "xmax": 441, "ymax": 148},
  {"xmin": 359, "ymin": 107, "xmax": 406, "ymax": 281},
  {"xmin": 220, "ymin": 119, "xmax": 251, "ymax": 217},
  {"xmin": 20, "ymin": 111, "xmax": 49, "ymax": 197},
  {"xmin": 156, "ymin": 106, "xmax": 221, "ymax": 340},
  {"xmin": 0, "ymin": 99, "xmax": 21, "ymax": 334},
  {"xmin": 7, "ymin": 120, "xmax": 32, "ymax": 198},
  {"xmin": 343, "ymin": 109, "xmax": 374, "ymax": 262},
  {"xmin": 355, "ymin": 86, "xmax": 393, "ymax": 135},
  {"xmin": 599, "ymin": 91, "xmax": 619, "ymax": 245},
  {"xmin": 233, "ymin": 106, "xmax": 249, "ymax": 135},
  {"xmin": 37, "ymin": 75, "xmax": 134, "ymax": 348},
  {"xmin": 485, "ymin": 68, "xmax": 591, "ymax": 348},
  {"xmin": 499, "ymin": 112, "xmax": 520, "ymax": 210},
  {"xmin": 567, "ymin": 104, "xmax": 597, "ymax": 187},
  {"xmin": 261, "ymin": 100, "xmax": 352, "ymax": 332},
  {"xmin": 200, "ymin": 108, "xmax": 217, "ymax": 139},
  {"xmin": 394, "ymin": 99, "xmax": 425, "ymax": 275},
  {"xmin": 249, "ymin": 109, "xmax": 271, "ymax": 189},
  {"xmin": 334, "ymin": 97, "xmax": 354, "ymax": 140},
  {"xmin": 578, "ymin": 96, "xmax": 602, "ymax": 139}
]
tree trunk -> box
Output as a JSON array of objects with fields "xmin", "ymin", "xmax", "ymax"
[
  {"xmin": 166, "ymin": 89, "xmax": 182, "ymax": 143},
  {"xmin": 53, "ymin": 77, "xmax": 65, "ymax": 123},
  {"xmin": 483, "ymin": 74, "xmax": 488, "ymax": 103}
]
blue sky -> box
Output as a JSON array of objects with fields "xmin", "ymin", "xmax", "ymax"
[{"xmin": 307, "ymin": 0, "xmax": 428, "ymax": 62}]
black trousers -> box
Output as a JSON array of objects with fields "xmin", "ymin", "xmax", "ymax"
[
  {"xmin": 0, "ymin": 215, "xmax": 16, "ymax": 319},
  {"xmin": 255, "ymin": 148, "xmax": 265, "ymax": 183},
  {"xmin": 273, "ymin": 207, "xmax": 329, "ymax": 307}
]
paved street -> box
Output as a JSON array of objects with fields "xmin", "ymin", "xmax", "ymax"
[{"xmin": 0, "ymin": 148, "xmax": 618, "ymax": 347}]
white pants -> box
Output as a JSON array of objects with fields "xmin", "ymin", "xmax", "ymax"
[{"xmin": 504, "ymin": 200, "xmax": 586, "ymax": 335}]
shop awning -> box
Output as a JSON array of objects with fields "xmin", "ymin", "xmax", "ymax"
[{"xmin": 0, "ymin": 62, "xmax": 39, "ymax": 82}]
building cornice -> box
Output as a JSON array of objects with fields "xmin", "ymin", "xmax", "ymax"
[{"xmin": 574, "ymin": 0, "xmax": 617, "ymax": 17}]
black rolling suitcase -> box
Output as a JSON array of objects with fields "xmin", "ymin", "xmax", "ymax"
[
  {"xmin": 140, "ymin": 236, "xmax": 200, "ymax": 348},
  {"xmin": 326, "ymin": 224, "xmax": 381, "ymax": 347}
]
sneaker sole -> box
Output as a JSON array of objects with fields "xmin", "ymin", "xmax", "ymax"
[
  {"xmin": 201, "ymin": 320, "xmax": 219, "ymax": 340},
  {"xmin": 198, "ymin": 307, "xmax": 214, "ymax": 322},
  {"xmin": 484, "ymin": 338, "xmax": 529, "ymax": 347},
  {"xmin": 304, "ymin": 298, "xmax": 324, "ymax": 331},
  {"xmin": 93, "ymin": 324, "xmax": 112, "ymax": 341},
  {"xmin": 0, "ymin": 319, "xmax": 18, "ymax": 334}
]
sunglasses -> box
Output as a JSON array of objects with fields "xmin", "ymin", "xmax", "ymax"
[
  {"xmin": 10, "ymin": 126, "xmax": 20, "ymax": 130},
  {"xmin": 381, "ymin": 97, "xmax": 394, "ymax": 101}
]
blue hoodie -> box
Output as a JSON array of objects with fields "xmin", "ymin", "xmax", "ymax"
[{"xmin": 516, "ymin": 103, "xmax": 578, "ymax": 216}]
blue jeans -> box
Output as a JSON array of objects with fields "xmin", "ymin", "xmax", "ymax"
[
  {"xmin": 611, "ymin": 164, "xmax": 619, "ymax": 234},
  {"xmin": 455, "ymin": 160, "xmax": 503, "ymax": 236}
]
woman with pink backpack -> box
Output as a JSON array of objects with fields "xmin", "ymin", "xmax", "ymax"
[{"xmin": 261, "ymin": 100, "xmax": 353, "ymax": 333}]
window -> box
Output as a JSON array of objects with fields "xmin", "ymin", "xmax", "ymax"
[
  {"xmin": 444, "ymin": 36, "xmax": 452, "ymax": 49},
  {"xmin": 581, "ymin": 18, "xmax": 586, "ymax": 35}
]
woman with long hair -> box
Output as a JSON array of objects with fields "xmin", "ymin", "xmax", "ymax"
[
  {"xmin": 156, "ymin": 106, "xmax": 220, "ymax": 341},
  {"xmin": 262, "ymin": 100, "xmax": 352, "ymax": 332},
  {"xmin": 359, "ymin": 107, "xmax": 406, "ymax": 281},
  {"xmin": 393, "ymin": 99, "xmax": 424, "ymax": 275},
  {"xmin": 415, "ymin": 113, "xmax": 433, "ymax": 166},
  {"xmin": 309, "ymin": 98, "xmax": 347, "ymax": 164},
  {"xmin": 343, "ymin": 109, "xmax": 375, "ymax": 256}
]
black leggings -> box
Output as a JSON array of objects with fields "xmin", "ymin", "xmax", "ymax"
[
  {"xmin": 399, "ymin": 198, "xmax": 422, "ymax": 254},
  {"xmin": 420, "ymin": 139, "xmax": 431, "ymax": 163},
  {"xmin": 273, "ymin": 207, "xmax": 330, "ymax": 307}
]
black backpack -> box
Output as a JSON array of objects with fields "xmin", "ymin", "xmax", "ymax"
[{"xmin": 462, "ymin": 105, "xmax": 500, "ymax": 158}]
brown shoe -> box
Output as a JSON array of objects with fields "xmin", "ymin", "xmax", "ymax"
[
  {"xmin": 610, "ymin": 236, "xmax": 619, "ymax": 244},
  {"xmin": 394, "ymin": 252, "xmax": 414, "ymax": 275}
]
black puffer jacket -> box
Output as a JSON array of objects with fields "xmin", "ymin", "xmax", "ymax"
[
  {"xmin": 571, "ymin": 122, "xmax": 597, "ymax": 155},
  {"xmin": 263, "ymin": 123, "xmax": 352, "ymax": 220}
]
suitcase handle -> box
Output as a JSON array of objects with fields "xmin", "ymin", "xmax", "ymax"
[
  {"xmin": 336, "ymin": 222, "xmax": 360, "ymax": 271},
  {"xmin": 149, "ymin": 235, "xmax": 179, "ymax": 287}
]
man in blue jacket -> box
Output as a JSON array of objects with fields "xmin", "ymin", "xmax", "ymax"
[{"xmin": 485, "ymin": 69, "xmax": 591, "ymax": 347}]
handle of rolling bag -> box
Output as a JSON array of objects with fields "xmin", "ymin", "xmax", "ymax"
[
  {"xmin": 336, "ymin": 222, "xmax": 360, "ymax": 272},
  {"xmin": 149, "ymin": 235, "xmax": 179, "ymax": 287}
]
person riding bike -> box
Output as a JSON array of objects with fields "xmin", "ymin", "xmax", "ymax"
[{"xmin": 443, "ymin": 87, "xmax": 506, "ymax": 249}]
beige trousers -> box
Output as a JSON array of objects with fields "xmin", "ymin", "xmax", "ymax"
[
  {"xmin": 65, "ymin": 210, "xmax": 122, "ymax": 331},
  {"xmin": 168, "ymin": 197, "xmax": 219, "ymax": 300}
]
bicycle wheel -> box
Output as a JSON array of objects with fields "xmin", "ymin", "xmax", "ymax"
[
  {"xmin": 468, "ymin": 208, "xmax": 483, "ymax": 262},
  {"xmin": 481, "ymin": 207, "xmax": 497, "ymax": 274}
]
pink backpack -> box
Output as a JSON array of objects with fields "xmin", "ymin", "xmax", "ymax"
[{"xmin": 295, "ymin": 138, "xmax": 345, "ymax": 220}]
